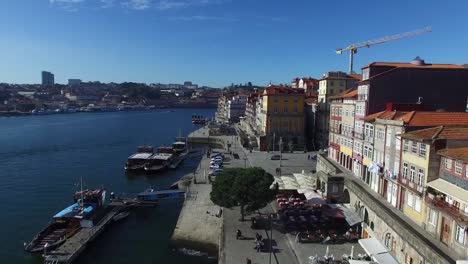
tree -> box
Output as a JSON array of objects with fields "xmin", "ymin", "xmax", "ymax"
[{"xmin": 210, "ymin": 167, "xmax": 277, "ymax": 221}]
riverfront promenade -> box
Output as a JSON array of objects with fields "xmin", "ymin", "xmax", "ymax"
[
  {"xmin": 175, "ymin": 126, "xmax": 364, "ymax": 264},
  {"xmin": 171, "ymin": 149, "xmax": 223, "ymax": 256}
]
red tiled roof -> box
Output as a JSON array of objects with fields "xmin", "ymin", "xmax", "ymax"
[
  {"xmin": 400, "ymin": 126, "xmax": 468, "ymax": 141},
  {"xmin": 305, "ymin": 98, "xmax": 318, "ymax": 105},
  {"xmin": 348, "ymin": 74, "xmax": 362, "ymax": 81},
  {"xmin": 437, "ymin": 148, "xmax": 468, "ymax": 163},
  {"xmin": 264, "ymin": 85, "xmax": 305, "ymax": 95},
  {"xmin": 329, "ymin": 88, "xmax": 357, "ymax": 100},
  {"xmin": 365, "ymin": 62, "xmax": 467, "ymax": 70},
  {"xmin": 365, "ymin": 111, "xmax": 468, "ymax": 126}
]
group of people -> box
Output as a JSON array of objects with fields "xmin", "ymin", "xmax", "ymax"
[{"xmin": 235, "ymin": 229, "xmax": 265, "ymax": 253}]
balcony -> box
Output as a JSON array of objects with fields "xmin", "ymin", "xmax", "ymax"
[
  {"xmin": 398, "ymin": 177, "xmax": 424, "ymax": 195},
  {"xmin": 425, "ymin": 194, "xmax": 468, "ymax": 223},
  {"xmin": 354, "ymin": 132, "xmax": 364, "ymax": 140},
  {"xmin": 364, "ymin": 135, "xmax": 374, "ymax": 143}
]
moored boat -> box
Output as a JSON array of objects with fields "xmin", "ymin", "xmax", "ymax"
[
  {"xmin": 169, "ymin": 135, "xmax": 189, "ymax": 169},
  {"xmin": 125, "ymin": 145, "xmax": 154, "ymax": 171},
  {"xmin": 25, "ymin": 187, "xmax": 106, "ymax": 253},
  {"xmin": 144, "ymin": 146, "xmax": 174, "ymax": 172}
]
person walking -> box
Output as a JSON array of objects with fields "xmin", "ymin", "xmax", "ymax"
[{"xmin": 236, "ymin": 229, "xmax": 242, "ymax": 240}]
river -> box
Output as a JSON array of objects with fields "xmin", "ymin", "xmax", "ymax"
[{"xmin": 0, "ymin": 109, "xmax": 216, "ymax": 264}]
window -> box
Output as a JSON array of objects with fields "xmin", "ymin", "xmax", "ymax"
[
  {"xmin": 411, "ymin": 141, "xmax": 418, "ymax": 154},
  {"xmin": 414, "ymin": 196, "xmax": 421, "ymax": 213},
  {"xmin": 294, "ymin": 96, "xmax": 298, "ymax": 103},
  {"xmin": 274, "ymin": 106, "xmax": 278, "ymax": 113},
  {"xmin": 417, "ymin": 169, "xmax": 424, "ymax": 185},
  {"xmin": 404, "ymin": 140, "xmax": 409, "ymax": 152},
  {"xmin": 410, "ymin": 166, "xmax": 415, "ymax": 182},
  {"xmin": 330, "ymin": 81, "xmax": 334, "ymax": 86},
  {"xmin": 330, "ymin": 89, "xmax": 334, "ymax": 94},
  {"xmin": 376, "ymin": 129, "xmax": 384, "ymax": 140},
  {"xmin": 273, "ymin": 96, "xmax": 278, "ymax": 103},
  {"xmin": 419, "ymin": 144, "xmax": 426, "ymax": 157},
  {"xmin": 428, "ymin": 209, "xmax": 437, "ymax": 226},
  {"xmin": 294, "ymin": 105, "xmax": 298, "ymax": 113},
  {"xmin": 283, "ymin": 106, "xmax": 288, "ymax": 113},
  {"xmin": 386, "ymin": 129, "xmax": 392, "ymax": 147},
  {"xmin": 407, "ymin": 192, "xmax": 413, "ymax": 208},
  {"xmin": 455, "ymin": 225, "xmax": 465, "ymax": 244},
  {"xmin": 445, "ymin": 158, "xmax": 453, "ymax": 170},
  {"xmin": 340, "ymin": 81, "xmax": 344, "ymax": 87},
  {"xmin": 283, "ymin": 97, "xmax": 288, "ymax": 102},
  {"xmin": 402, "ymin": 162, "xmax": 408, "ymax": 178},
  {"xmin": 455, "ymin": 161, "xmax": 463, "ymax": 175}
]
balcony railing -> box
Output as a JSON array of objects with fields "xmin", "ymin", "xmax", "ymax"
[
  {"xmin": 354, "ymin": 132, "xmax": 364, "ymax": 140},
  {"xmin": 398, "ymin": 177, "xmax": 424, "ymax": 195},
  {"xmin": 425, "ymin": 194, "xmax": 468, "ymax": 223}
]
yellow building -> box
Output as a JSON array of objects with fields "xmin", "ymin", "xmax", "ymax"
[
  {"xmin": 400, "ymin": 126, "xmax": 468, "ymax": 226},
  {"xmin": 259, "ymin": 85, "xmax": 305, "ymax": 151}
]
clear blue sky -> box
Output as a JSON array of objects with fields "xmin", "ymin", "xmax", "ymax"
[{"xmin": 1, "ymin": 0, "xmax": 467, "ymax": 87}]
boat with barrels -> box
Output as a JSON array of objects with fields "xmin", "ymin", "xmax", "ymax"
[{"xmin": 124, "ymin": 145, "xmax": 154, "ymax": 171}]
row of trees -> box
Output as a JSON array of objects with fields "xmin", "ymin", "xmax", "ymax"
[{"xmin": 210, "ymin": 167, "xmax": 278, "ymax": 221}]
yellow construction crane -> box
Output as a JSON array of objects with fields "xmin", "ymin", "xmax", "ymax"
[{"xmin": 336, "ymin": 26, "xmax": 432, "ymax": 74}]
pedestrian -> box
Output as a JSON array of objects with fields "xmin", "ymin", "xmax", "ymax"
[
  {"xmin": 255, "ymin": 232, "xmax": 261, "ymax": 241},
  {"xmin": 256, "ymin": 240, "xmax": 261, "ymax": 252},
  {"xmin": 295, "ymin": 232, "xmax": 300, "ymax": 243},
  {"xmin": 236, "ymin": 229, "xmax": 242, "ymax": 240},
  {"xmin": 308, "ymin": 154, "xmax": 310, "ymax": 160}
]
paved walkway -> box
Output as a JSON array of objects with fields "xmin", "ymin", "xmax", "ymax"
[{"xmin": 171, "ymin": 151, "xmax": 223, "ymax": 255}]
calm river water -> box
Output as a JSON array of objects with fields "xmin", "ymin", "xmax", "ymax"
[{"xmin": 0, "ymin": 109, "xmax": 216, "ymax": 264}]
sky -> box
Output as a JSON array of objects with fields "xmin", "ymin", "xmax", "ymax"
[{"xmin": 0, "ymin": 0, "xmax": 467, "ymax": 87}]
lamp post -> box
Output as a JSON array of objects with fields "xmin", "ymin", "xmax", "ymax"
[
  {"xmin": 269, "ymin": 214, "xmax": 273, "ymax": 264},
  {"xmin": 279, "ymin": 137, "xmax": 283, "ymax": 167}
]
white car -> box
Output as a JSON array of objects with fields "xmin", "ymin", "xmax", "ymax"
[{"xmin": 210, "ymin": 164, "xmax": 223, "ymax": 170}]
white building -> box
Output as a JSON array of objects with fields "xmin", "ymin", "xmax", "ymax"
[{"xmin": 226, "ymin": 94, "xmax": 247, "ymax": 122}]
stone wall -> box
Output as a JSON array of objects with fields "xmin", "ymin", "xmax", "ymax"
[{"xmin": 345, "ymin": 177, "xmax": 457, "ymax": 264}]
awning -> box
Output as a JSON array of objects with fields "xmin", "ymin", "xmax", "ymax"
[
  {"xmin": 373, "ymin": 252, "xmax": 398, "ymax": 264},
  {"xmin": 427, "ymin": 179, "xmax": 468, "ymax": 203},
  {"xmin": 358, "ymin": 238, "xmax": 388, "ymax": 255},
  {"xmin": 305, "ymin": 191, "xmax": 327, "ymax": 205},
  {"xmin": 329, "ymin": 204, "xmax": 362, "ymax": 226},
  {"xmin": 293, "ymin": 172, "xmax": 316, "ymax": 190}
]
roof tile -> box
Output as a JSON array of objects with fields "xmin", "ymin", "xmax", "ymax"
[
  {"xmin": 437, "ymin": 148, "xmax": 468, "ymax": 163},
  {"xmin": 401, "ymin": 126, "xmax": 468, "ymax": 141}
]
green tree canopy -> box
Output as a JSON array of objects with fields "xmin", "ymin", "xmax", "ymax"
[{"xmin": 210, "ymin": 167, "xmax": 277, "ymax": 221}]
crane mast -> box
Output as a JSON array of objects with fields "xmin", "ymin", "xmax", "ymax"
[{"xmin": 336, "ymin": 26, "xmax": 432, "ymax": 74}]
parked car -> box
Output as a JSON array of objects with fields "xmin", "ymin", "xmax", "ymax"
[
  {"xmin": 210, "ymin": 164, "xmax": 223, "ymax": 170},
  {"xmin": 211, "ymin": 158, "xmax": 223, "ymax": 163},
  {"xmin": 211, "ymin": 153, "xmax": 224, "ymax": 159},
  {"xmin": 271, "ymin": 154, "xmax": 281, "ymax": 160},
  {"xmin": 210, "ymin": 161, "xmax": 223, "ymax": 166}
]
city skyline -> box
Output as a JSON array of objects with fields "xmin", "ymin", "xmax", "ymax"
[{"xmin": 1, "ymin": 0, "xmax": 468, "ymax": 86}]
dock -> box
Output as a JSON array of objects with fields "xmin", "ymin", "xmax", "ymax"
[
  {"xmin": 43, "ymin": 209, "xmax": 117, "ymax": 264},
  {"xmin": 42, "ymin": 189, "xmax": 186, "ymax": 264}
]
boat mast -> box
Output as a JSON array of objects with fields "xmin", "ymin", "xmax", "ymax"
[{"xmin": 80, "ymin": 177, "xmax": 84, "ymax": 208}]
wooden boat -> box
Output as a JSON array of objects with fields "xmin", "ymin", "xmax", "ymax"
[
  {"xmin": 144, "ymin": 146, "xmax": 174, "ymax": 172},
  {"xmin": 125, "ymin": 145, "xmax": 154, "ymax": 171},
  {"xmin": 25, "ymin": 184, "xmax": 106, "ymax": 253}
]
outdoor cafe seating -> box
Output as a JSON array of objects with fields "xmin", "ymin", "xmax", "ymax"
[{"xmin": 275, "ymin": 192, "xmax": 362, "ymax": 244}]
